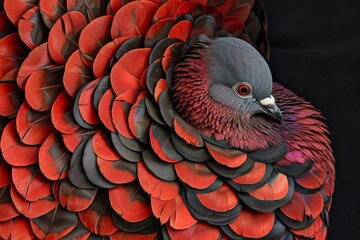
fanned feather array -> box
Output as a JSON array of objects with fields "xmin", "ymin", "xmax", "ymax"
[{"xmin": 0, "ymin": 0, "xmax": 334, "ymax": 239}]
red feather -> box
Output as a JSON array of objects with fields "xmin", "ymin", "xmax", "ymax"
[
  {"xmin": 153, "ymin": 0, "xmax": 183, "ymax": 21},
  {"xmin": 228, "ymin": 3, "xmax": 252, "ymax": 22},
  {"xmin": 174, "ymin": 161, "xmax": 217, "ymax": 190},
  {"xmin": 209, "ymin": 0, "xmax": 232, "ymax": 16},
  {"xmin": 174, "ymin": 114, "xmax": 204, "ymax": 147},
  {"xmin": 10, "ymin": 184, "xmax": 57, "ymax": 219},
  {"xmin": 0, "ymin": 82, "xmax": 23, "ymax": 117},
  {"xmin": 0, "ymin": 219, "xmax": 14, "ymax": 239},
  {"xmin": 110, "ymin": 231, "xmax": 157, "ymax": 240},
  {"xmin": 111, "ymin": 1, "xmax": 159, "ymax": 38},
  {"xmin": 3, "ymin": 0, "xmax": 38, "ymax": 25},
  {"xmin": 197, "ymin": 183, "xmax": 239, "ymax": 212},
  {"xmin": 1, "ymin": 120, "xmax": 39, "ymax": 166},
  {"xmin": 151, "ymin": 196, "xmax": 197, "ymax": 229},
  {"xmin": 12, "ymin": 164, "xmax": 52, "ymax": 201},
  {"xmin": 93, "ymin": 36, "xmax": 132, "ymax": 78},
  {"xmin": 51, "ymin": 91, "xmax": 80, "ymax": 134},
  {"xmin": 107, "ymin": 0, "xmax": 126, "ymax": 14},
  {"xmin": 92, "ymin": 131, "xmax": 120, "ymax": 160},
  {"xmin": 77, "ymin": 78, "xmax": 101, "ymax": 125},
  {"xmin": 62, "ymin": 128, "xmax": 98, "ymax": 153},
  {"xmin": 290, "ymin": 215, "xmax": 323, "ymax": 238},
  {"xmin": 48, "ymin": 11, "xmax": 87, "ymax": 64},
  {"xmin": 16, "ymin": 102, "xmax": 53, "ymax": 145},
  {"xmin": 39, "ymin": 0, "xmax": 67, "ymax": 29},
  {"xmin": 162, "ymin": 41, "xmax": 183, "ymax": 72},
  {"xmin": 206, "ymin": 142, "xmax": 247, "ymax": 168},
  {"xmin": 18, "ymin": 6, "xmax": 47, "ymax": 50},
  {"xmin": 167, "ymin": 221, "xmax": 221, "ymax": 240},
  {"xmin": 168, "ymin": 20, "xmax": 193, "ymax": 42},
  {"xmin": 58, "ymin": 179, "xmax": 97, "ymax": 212},
  {"xmin": 79, "ymin": 15, "xmax": 113, "ymax": 67},
  {"xmin": 322, "ymin": 174, "xmax": 335, "ymax": 199},
  {"xmin": 232, "ymin": 162, "xmax": 266, "ymax": 185},
  {"xmin": 78, "ymin": 192, "xmax": 118, "ymax": 236},
  {"xmin": 25, "ymin": 69, "xmax": 63, "ymax": 111},
  {"xmin": 149, "ymin": 123, "xmax": 183, "ymax": 163},
  {"xmin": 110, "ymin": 48, "xmax": 151, "ymax": 95},
  {"xmin": 280, "ymin": 191, "xmax": 324, "ymax": 221},
  {"xmin": 109, "ymin": 182, "xmax": 153, "ymax": 223},
  {"xmin": 229, "ymin": 208, "xmax": 275, "ymax": 238},
  {"xmin": 39, "ymin": 131, "xmax": 71, "ymax": 180},
  {"xmin": 0, "ymin": 67, "xmax": 18, "ymax": 83},
  {"xmin": 67, "ymin": 0, "xmax": 107, "ymax": 21},
  {"xmin": 314, "ymin": 224, "xmax": 327, "ymax": 240},
  {"xmin": 97, "ymin": 156, "xmax": 137, "ymax": 184},
  {"xmin": 145, "ymin": 18, "xmax": 176, "ymax": 48},
  {"xmin": 64, "ymin": 221, "xmax": 91, "ymax": 240},
  {"xmin": 248, "ymin": 172, "xmax": 289, "ymax": 201},
  {"xmin": 0, "ymin": 217, "xmax": 35, "ymax": 239},
  {"xmin": 167, "ymin": 197, "xmax": 198, "ymax": 230},
  {"xmin": 116, "ymin": 89, "xmax": 141, "ymax": 105},
  {"xmin": 98, "ymin": 89, "xmax": 117, "ymax": 132},
  {"xmin": 154, "ymin": 78, "xmax": 168, "ymax": 102},
  {"xmin": 17, "ymin": 43, "xmax": 54, "ymax": 90},
  {"xmin": 30, "ymin": 205, "xmax": 77, "ymax": 239},
  {"xmin": 0, "ymin": 33, "xmax": 27, "ymax": 80},
  {"xmin": 295, "ymin": 170, "xmax": 327, "ymax": 191},
  {"xmin": 0, "ymin": 185, "xmax": 20, "ymax": 222},
  {"xmin": 222, "ymin": 16, "xmax": 245, "ymax": 37},
  {"xmin": 63, "ymin": 50, "xmax": 94, "ymax": 98},
  {"xmin": 138, "ymin": 161, "xmax": 180, "ymax": 200},
  {"xmin": 173, "ymin": 2, "xmax": 201, "ymax": 17},
  {"xmin": 111, "ymin": 97, "xmax": 134, "ymax": 139}
]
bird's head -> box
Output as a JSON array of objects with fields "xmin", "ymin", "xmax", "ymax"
[{"xmin": 172, "ymin": 37, "xmax": 284, "ymax": 150}]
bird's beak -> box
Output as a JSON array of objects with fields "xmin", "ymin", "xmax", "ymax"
[{"xmin": 259, "ymin": 95, "xmax": 283, "ymax": 123}]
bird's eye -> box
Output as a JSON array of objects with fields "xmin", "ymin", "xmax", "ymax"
[{"xmin": 236, "ymin": 83, "xmax": 252, "ymax": 96}]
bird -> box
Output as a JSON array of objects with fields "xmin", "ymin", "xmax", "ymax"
[{"xmin": 0, "ymin": 0, "xmax": 335, "ymax": 239}]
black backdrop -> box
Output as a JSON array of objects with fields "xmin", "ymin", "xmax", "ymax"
[{"xmin": 265, "ymin": 1, "xmax": 360, "ymax": 239}]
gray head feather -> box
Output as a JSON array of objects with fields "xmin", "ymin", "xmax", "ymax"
[{"xmin": 206, "ymin": 37, "xmax": 272, "ymax": 100}]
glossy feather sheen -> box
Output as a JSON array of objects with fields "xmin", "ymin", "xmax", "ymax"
[{"xmin": 0, "ymin": 0, "xmax": 334, "ymax": 239}]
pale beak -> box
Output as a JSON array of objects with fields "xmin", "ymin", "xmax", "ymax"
[{"xmin": 259, "ymin": 95, "xmax": 283, "ymax": 123}]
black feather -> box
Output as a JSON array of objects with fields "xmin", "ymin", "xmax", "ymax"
[
  {"xmin": 146, "ymin": 60, "xmax": 165, "ymax": 96},
  {"xmin": 69, "ymin": 140, "xmax": 96, "ymax": 189},
  {"xmin": 248, "ymin": 142, "xmax": 288, "ymax": 163},
  {"xmin": 145, "ymin": 97, "xmax": 166, "ymax": 125},
  {"xmin": 118, "ymin": 132, "xmax": 145, "ymax": 152},
  {"xmin": 82, "ymin": 136, "xmax": 117, "ymax": 188},
  {"xmin": 171, "ymin": 133, "xmax": 210, "ymax": 163},
  {"xmin": 207, "ymin": 158, "xmax": 255, "ymax": 179},
  {"xmin": 111, "ymin": 132, "xmax": 141, "ymax": 162},
  {"xmin": 111, "ymin": 210, "xmax": 159, "ymax": 234},
  {"xmin": 148, "ymin": 38, "xmax": 180, "ymax": 63},
  {"xmin": 92, "ymin": 75, "xmax": 110, "ymax": 111},
  {"xmin": 237, "ymin": 174, "xmax": 294, "ymax": 213},
  {"xmin": 142, "ymin": 150, "xmax": 177, "ymax": 182},
  {"xmin": 276, "ymin": 160, "xmax": 314, "ymax": 178}
]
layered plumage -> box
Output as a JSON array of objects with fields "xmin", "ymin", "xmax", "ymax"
[{"xmin": 0, "ymin": 0, "xmax": 334, "ymax": 239}]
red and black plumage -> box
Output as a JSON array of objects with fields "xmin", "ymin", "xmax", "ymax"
[{"xmin": 0, "ymin": 0, "xmax": 334, "ymax": 239}]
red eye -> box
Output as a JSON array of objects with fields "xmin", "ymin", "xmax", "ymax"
[{"xmin": 237, "ymin": 83, "xmax": 251, "ymax": 96}]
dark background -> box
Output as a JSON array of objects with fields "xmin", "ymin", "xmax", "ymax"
[{"xmin": 265, "ymin": 1, "xmax": 360, "ymax": 239}]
